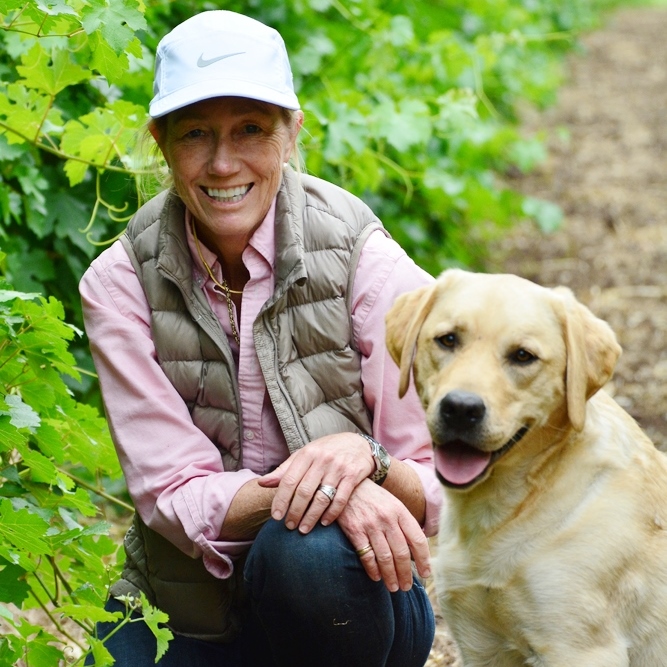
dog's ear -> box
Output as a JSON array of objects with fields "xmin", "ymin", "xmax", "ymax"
[
  {"xmin": 385, "ymin": 283, "xmax": 437, "ymax": 398},
  {"xmin": 555, "ymin": 287, "xmax": 621, "ymax": 431}
]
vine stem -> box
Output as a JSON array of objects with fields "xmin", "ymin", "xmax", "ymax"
[
  {"xmin": 27, "ymin": 586, "xmax": 90, "ymax": 648},
  {"xmin": 59, "ymin": 468, "xmax": 134, "ymax": 513},
  {"xmin": 0, "ymin": 120, "xmax": 152, "ymax": 175}
]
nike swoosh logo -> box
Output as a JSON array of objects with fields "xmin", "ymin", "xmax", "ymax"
[{"xmin": 197, "ymin": 51, "xmax": 246, "ymax": 68}]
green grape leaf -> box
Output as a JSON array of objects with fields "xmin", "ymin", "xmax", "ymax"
[
  {"xmin": 88, "ymin": 636, "xmax": 115, "ymax": 667},
  {"xmin": 374, "ymin": 98, "xmax": 432, "ymax": 152},
  {"xmin": 0, "ymin": 417, "xmax": 28, "ymax": 452},
  {"xmin": 88, "ymin": 31, "xmax": 131, "ymax": 82},
  {"xmin": 0, "ymin": 83, "xmax": 63, "ymax": 146},
  {"xmin": 0, "ymin": 500, "xmax": 51, "ymax": 556},
  {"xmin": 33, "ymin": 421, "xmax": 66, "ymax": 462},
  {"xmin": 54, "ymin": 486, "xmax": 99, "ymax": 517},
  {"xmin": 80, "ymin": 0, "xmax": 147, "ymax": 53},
  {"xmin": 14, "ymin": 443, "xmax": 58, "ymax": 484},
  {"xmin": 35, "ymin": 0, "xmax": 78, "ymax": 17},
  {"xmin": 386, "ymin": 15, "xmax": 414, "ymax": 47},
  {"xmin": 61, "ymin": 100, "xmax": 148, "ymax": 185},
  {"xmin": 1, "ymin": 395, "xmax": 40, "ymax": 431},
  {"xmin": 57, "ymin": 603, "xmax": 122, "ymax": 624},
  {"xmin": 0, "ymin": 289, "xmax": 41, "ymax": 303},
  {"xmin": 317, "ymin": 102, "xmax": 368, "ymax": 162},
  {"xmin": 140, "ymin": 593, "xmax": 173, "ymax": 662},
  {"xmin": 17, "ymin": 43, "xmax": 90, "ymax": 96},
  {"xmin": 435, "ymin": 88, "xmax": 479, "ymax": 134},
  {"xmin": 0, "ymin": 0, "xmax": 26, "ymax": 12},
  {"xmin": 0, "ymin": 563, "xmax": 29, "ymax": 605},
  {"xmin": 23, "ymin": 638, "xmax": 62, "ymax": 667}
]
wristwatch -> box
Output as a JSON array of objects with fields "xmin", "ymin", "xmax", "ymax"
[{"xmin": 359, "ymin": 433, "xmax": 391, "ymax": 486}]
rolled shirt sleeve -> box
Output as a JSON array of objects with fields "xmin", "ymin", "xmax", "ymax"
[{"xmin": 80, "ymin": 241, "xmax": 256, "ymax": 579}]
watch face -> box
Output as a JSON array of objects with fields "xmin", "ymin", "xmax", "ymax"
[
  {"xmin": 362, "ymin": 433, "xmax": 390, "ymax": 483},
  {"xmin": 377, "ymin": 446, "xmax": 390, "ymax": 469},
  {"xmin": 372, "ymin": 442, "xmax": 390, "ymax": 484}
]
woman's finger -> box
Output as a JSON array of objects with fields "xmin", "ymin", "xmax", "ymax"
[
  {"xmin": 267, "ymin": 455, "xmax": 314, "ymax": 521},
  {"xmin": 353, "ymin": 537, "xmax": 382, "ymax": 583},
  {"xmin": 365, "ymin": 532, "xmax": 400, "ymax": 592},
  {"xmin": 383, "ymin": 524, "xmax": 415, "ymax": 591},
  {"xmin": 399, "ymin": 513, "xmax": 432, "ymax": 580},
  {"xmin": 280, "ymin": 467, "xmax": 330, "ymax": 530},
  {"xmin": 297, "ymin": 476, "xmax": 355, "ymax": 533}
]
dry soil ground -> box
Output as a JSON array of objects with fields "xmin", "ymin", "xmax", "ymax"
[{"xmin": 427, "ymin": 5, "xmax": 667, "ymax": 664}]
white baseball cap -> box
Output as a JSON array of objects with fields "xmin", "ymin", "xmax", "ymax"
[{"xmin": 149, "ymin": 10, "xmax": 300, "ymax": 118}]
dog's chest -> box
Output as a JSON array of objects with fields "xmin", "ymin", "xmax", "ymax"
[
  {"xmin": 436, "ymin": 530, "xmax": 525, "ymax": 618},
  {"xmin": 434, "ymin": 519, "xmax": 547, "ymax": 653}
]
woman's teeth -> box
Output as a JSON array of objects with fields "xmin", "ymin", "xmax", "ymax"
[{"xmin": 207, "ymin": 185, "xmax": 250, "ymax": 202}]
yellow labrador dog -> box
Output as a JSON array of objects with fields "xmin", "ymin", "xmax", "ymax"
[{"xmin": 386, "ymin": 269, "xmax": 667, "ymax": 667}]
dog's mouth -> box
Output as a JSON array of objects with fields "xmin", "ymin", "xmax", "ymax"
[{"xmin": 434, "ymin": 426, "xmax": 529, "ymax": 489}]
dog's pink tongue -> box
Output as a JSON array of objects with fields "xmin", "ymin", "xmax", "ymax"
[{"xmin": 434, "ymin": 441, "xmax": 491, "ymax": 485}]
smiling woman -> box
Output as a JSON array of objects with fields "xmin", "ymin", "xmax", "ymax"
[{"xmin": 79, "ymin": 8, "xmax": 441, "ymax": 667}]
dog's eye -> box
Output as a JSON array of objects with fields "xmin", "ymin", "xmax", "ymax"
[
  {"xmin": 511, "ymin": 348, "xmax": 537, "ymax": 364},
  {"xmin": 437, "ymin": 333, "xmax": 458, "ymax": 349}
]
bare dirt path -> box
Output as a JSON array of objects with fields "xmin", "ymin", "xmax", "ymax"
[
  {"xmin": 428, "ymin": 6, "xmax": 667, "ymax": 664},
  {"xmin": 493, "ymin": 4, "xmax": 667, "ymax": 450}
]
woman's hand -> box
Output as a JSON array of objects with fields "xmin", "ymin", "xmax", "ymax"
[
  {"xmin": 257, "ymin": 432, "xmax": 375, "ymax": 533},
  {"xmin": 337, "ymin": 479, "xmax": 432, "ymax": 592}
]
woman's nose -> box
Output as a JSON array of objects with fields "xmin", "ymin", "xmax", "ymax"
[{"xmin": 208, "ymin": 137, "xmax": 239, "ymax": 174}]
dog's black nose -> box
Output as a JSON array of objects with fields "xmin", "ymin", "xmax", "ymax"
[{"xmin": 440, "ymin": 390, "xmax": 486, "ymax": 431}]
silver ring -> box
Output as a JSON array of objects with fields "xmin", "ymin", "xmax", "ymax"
[
  {"xmin": 356, "ymin": 544, "xmax": 373, "ymax": 557},
  {"xmin": 317, "ymin": 484, "xmax": 337, "ymax": 502}
]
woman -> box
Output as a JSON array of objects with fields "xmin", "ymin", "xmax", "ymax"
[{"xmin": 80, "ymin": 9, "xmax": 441, "ymax": 667}]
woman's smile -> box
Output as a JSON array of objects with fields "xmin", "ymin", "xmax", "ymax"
[{"xmin": 205, "ymin": 184, "xmax": 253, "ymax": 203}]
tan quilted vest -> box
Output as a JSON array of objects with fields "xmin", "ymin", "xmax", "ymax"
[{"xmin": 109, "ymin": 168, "xmax": 384, "ymax": 641}]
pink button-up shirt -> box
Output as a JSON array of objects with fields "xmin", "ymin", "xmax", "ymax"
[{"xmin": 80, "ymin": 198, "xmax": 441, "ymax": 580}]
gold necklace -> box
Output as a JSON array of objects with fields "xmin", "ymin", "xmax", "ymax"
[{"xmin": 191, "ymin": 222, "xmax": 242, "ymax": 346}]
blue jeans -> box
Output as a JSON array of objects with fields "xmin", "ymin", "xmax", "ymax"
[{"xmin": 87, "ymin": 519, "xmax": 435, "ymax": 666}]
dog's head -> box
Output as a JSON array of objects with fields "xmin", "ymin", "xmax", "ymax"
[{"xmin": 386, "ymin": 269, "xmax": 621, "ymax": 490}]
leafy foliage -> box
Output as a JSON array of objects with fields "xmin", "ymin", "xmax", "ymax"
[
  {"xmin": 0, "ymin": 0, "xmax": 625, "ymax": 341},
  {"xmin": 0, "ymin": 0, "xmax": 632, "ymax": 664},
  {"xmin": 0, "ymin": 252, "xmax": 170, "ymax": 665}
]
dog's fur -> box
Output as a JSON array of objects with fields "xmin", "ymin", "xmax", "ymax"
[{"xmin": 386, "ymin": 269, "xmax": 667, "ymax": 667}]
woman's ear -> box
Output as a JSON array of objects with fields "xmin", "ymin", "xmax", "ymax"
[
  {"xmin": 293, "ymin": 110, "xmax": 305, "ymax": 135},
  {"xmin": 148, "ymin": 120, "xmax": 160, "ymax": 143},
  {"xmin": 148, "ymin": 120, "xmax": 170, "ymax": 167},
  {"xmin": 285, "ymin": 111, "xmax": 304, "ymax": 162}
]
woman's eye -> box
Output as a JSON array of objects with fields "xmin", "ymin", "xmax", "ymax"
[
  {"xmin": 436, "ymin": 333, "xmax": 458, "ymax": 349},
  {"xmin": 511, "ymin": 348, "xmax": 537, "ymax": 364},
  {"xmin": 243, "ymin": 124, "xmax": 261, "ymax": 135},
  {"xmin": 185, "ymin": 128, "xmax": 205, "ymax": 139}
]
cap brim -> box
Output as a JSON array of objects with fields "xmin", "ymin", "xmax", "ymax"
[{"xmin": 149, "ymin": 79, "xmax": 300, "ymax": 118}]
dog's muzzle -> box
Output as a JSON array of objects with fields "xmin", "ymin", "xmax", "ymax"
[{"xmin": 433, "ymin": 390, "xmax": 529, "ymax": 489}]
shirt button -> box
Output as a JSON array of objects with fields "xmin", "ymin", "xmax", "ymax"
[{"xmin": 244, "ymin": 430, "xmax": 255, "ymax": 441}]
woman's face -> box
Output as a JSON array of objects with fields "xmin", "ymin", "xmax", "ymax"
[{"xmin": 152, "ymin": 97, "xmax": 302, "ymax": 254}]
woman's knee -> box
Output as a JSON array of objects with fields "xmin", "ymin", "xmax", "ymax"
[
  {"xmin": 245, "ymin": 519, "xmax": 357, "ymax": 592},
  {"xmin": 248, "ymin": 520, "xmax": 354, "ymax": 573}
]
